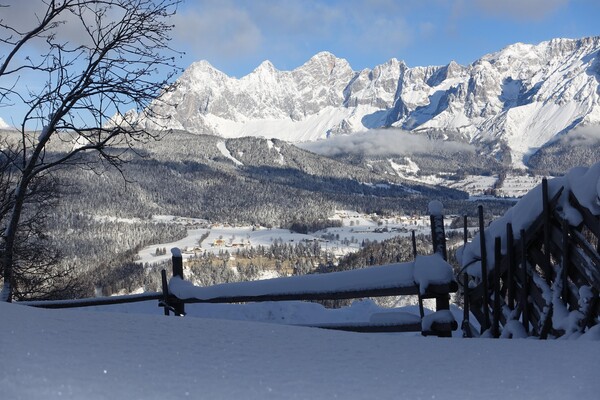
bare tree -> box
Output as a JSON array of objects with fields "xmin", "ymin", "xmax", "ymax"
[{"xmin": 0, "ymin": 0, "xmax": 182, "ymax": 301}]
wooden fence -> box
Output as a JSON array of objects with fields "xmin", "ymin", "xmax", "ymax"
[
  {"xmin": 20, "ymin": 184, "xmax": 600, "ymax": 339},
  {"xmin": 462, "ymin": 178, "xmax": 600, "ymax": 338},
  {"xmin": 22, "ymin": 210, "xmax": 458, "ymax": 337},
  {"xmin": 161, "ymin": 248, "xmax": 458, "ymax": 336}
]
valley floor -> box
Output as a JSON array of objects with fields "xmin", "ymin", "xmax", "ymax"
[{"xmin": 136, "ymin": 210, "xmax": 450, "ymax": 267}]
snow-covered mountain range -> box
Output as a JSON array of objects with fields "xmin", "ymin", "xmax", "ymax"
[{"xmin": 145, "ymin": 36, "xmax": 600, "ymax": 168}]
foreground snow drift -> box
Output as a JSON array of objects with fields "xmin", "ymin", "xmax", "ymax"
[{"xmin": 1, "ymin": 302, "xmax": 598, "ymax": 399}]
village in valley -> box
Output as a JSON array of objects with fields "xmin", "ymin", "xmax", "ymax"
[{"xmin": 138, "ymin": 210, "xmax": 457, "ymax": 268}]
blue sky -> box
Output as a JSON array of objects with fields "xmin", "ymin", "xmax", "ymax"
[
  {"xmin": 172, "ymin": 0, "xmax": 600, "ymax": 76},
  {"xmin": 1, "ymin": 0, "xmax": 599, "ymax": 126}
]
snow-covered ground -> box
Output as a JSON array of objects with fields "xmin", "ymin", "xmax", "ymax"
[
  {"xmin": 1, "ymin": 300, "xmax": 598, "ymax": 399},
  {"xmin": 495, "ymin": 174, "xmax": 547, "ymax": 198},
  {"xmin": 447, "ymin": 175, "xmax": 498, "ymax": 195},
  {"xmin": 389, "ymin": 165, "xmax": 544, "ymax": 199},
  {"xmin": 384, "ymin": 156, "xmax": 544, "ymax": 198}
]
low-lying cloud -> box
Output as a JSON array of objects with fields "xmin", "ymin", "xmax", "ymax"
[
  {"xmin": 559, "ymin": 125, "xmax": 600, "ymax": 145},
  {"xmin": 300, "ymin": 129, "xmax": 475, "ymax": 157}
]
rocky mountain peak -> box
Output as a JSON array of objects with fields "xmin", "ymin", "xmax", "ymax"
[
  {"xmin": 251, "ymin": 60, "xmax": 277, "ymax": 75},
  {"xmin": 145, "ymin": 36, "xmax": 600, "ymax": 169}
]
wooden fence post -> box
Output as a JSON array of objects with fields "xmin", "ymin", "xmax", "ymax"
[
  {"xmin": 462, "ymin": 272, "xmax": 472, "ymax": 338},
  {"xmin": 506, "ymin": 223, "xmax": 515, "ymax": 310},
  {"xmin": 561, "ymin": 218, "xmax": 570, "ymax": 304},
  {"xmin": 428, "ymin": 201, "xmax": 452, "ymax": 337},
  {"xmin": 411, "ymin": 229, "xmax": 425, "ymax": 319},
  {"xmin": 462, "ymin": 214, "xmax": 472, "ymax": 337},
  {"xmin": 520, "ymin": 229, "xmax": 529, "ymax": 335},
  {"xmin": 463, "ymin": 215, "xmax": 468, "ymax": 246},
  {"xmin": 478, "ymin": 204, "xmax": 490, "ymax": 333},
  {"xmin": 160, "ymin": 269, "xmax": 170, "ymax": 316},
  {"xmin": 541, "ymin": 178, "xmax": 552, "ymax": 284},
  {"xmin": 428, "ymin": 200, "xmax": 447, "ymax": 260},
  {"xmin": 493, "ymin": 237, "xmax": 502, "ymax": 338},
  {"xmin": 171, "ymin": 248, "xmax": 185, "ymax": 316}
]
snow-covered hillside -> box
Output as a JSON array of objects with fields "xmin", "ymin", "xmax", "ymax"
[
  {"xmin": 144, "ymin": 37, "xmax": 600, "ymax": 168},
  {"xmin": 1, "ymin": 301, "xmax": 598, "ymax": 399}
]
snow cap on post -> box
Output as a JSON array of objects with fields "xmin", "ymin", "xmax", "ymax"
[
  {"xmin": 171, "ymin": 247, "xmax": 182, "ymax": 258},
  {"xmin": 413, "ymin": 254, "xmax": 454, "ymax": 295},
  {"xmin": 428, "ymin": 200, "xmax": 444, "ymax": 216}
]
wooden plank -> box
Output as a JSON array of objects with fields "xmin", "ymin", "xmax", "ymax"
[
  {"xmin": 522, "ymin": 186, "xmax": 564, "ymax": 248},
  {"xmin": 411, "ymin": 230, "xmax": 417, "ymax": 258},
  {"xmin": 469, "ymin": 300, "xmax": 486, "ymax": 327},
  {"xmin": 581, "ymin": 289, "xmax": 599, "ymax": 330},
  {"xmin": 541, "ymin": 178, "xmax": 553, "ymax": 284},
  {"xmin": 478, "ymin": 204, "xmax": 490, "ymax": 332},
  {"xmin": 171, "ymin": 253, "xmax": 186, "ymax": 316},
  {"xmin": 506, "ymin": 223, "xmax": 515, "ymax": 310},
  {"xmin": 161, "ymin": 269, "xmax": 170, "ymax": 316},
  {"xmin": 463, "ymin": 215, "xmax": 468, "ymax": 246},
  {"xmin": 529, "ymin": 246, "xmax": 557, "ymax": 284},
  {"xmin": 462, "ymin": 273, "xmax": 472, "ymax": 338},
  {"xmin": 521, "ymin": 229, "xmax": 530, "ymax": 335},
  {"xmin": 561, "ymin": 218, "xmax": 570, "ymax": 303},
  {"xmin": 569, "ymin": 229, "xmax": 600, "ymax": 287},
  {"xmin": 493, "ymin": 237, "xmax": 502, "ymax": 338},
  {"xmin": 569, "ymin": 247, "xmax": 600, "ymax": 289},
  {"xmin": 569, "ymin": 192, "xmax": 600, "ymax": 238},
  {"xmin": 540, "ymin": 304, "xmax": 554, "ymax": 340}
]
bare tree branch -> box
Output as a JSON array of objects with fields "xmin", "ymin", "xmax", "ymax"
[{"xmin": 0, "ymin": 0, "xmax": 182, "ymax": 300}]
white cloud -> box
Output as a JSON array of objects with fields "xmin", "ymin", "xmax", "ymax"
[{"xmin": 301, "ymin": 130, "xmax": 475, "ymax": 157}]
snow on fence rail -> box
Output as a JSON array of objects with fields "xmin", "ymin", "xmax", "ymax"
[
  {"xmin": 459, "ymin": 162, "xmax": 600, "ymax": 339},
  {"xmin": 168, "ymin": 254, "xmax": 454, "ymax": 302}
]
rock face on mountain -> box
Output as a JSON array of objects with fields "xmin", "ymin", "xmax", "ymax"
[{"xmin": 145, "ymin": 37, "xmax": 600, "ymax": 168}]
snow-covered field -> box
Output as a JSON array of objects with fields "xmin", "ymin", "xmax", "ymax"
[
  {"xmin": 383, "ymin": 155, "xmax": 544, "ymax": 198},
  {"xmin": 390, "ymin": 167, "xmax": 543, "ymax": 199},
  {"xmin": 136, "ymin": 211, "xmax": 436, "ymax": 265},
  {"xmin": 447, "ymin": 175, "xmax": 499, "ymax": 195},
  {"xmin": 495, "ymin": 174, "xmax": 547, "ymax": 198},
  {"xmin": 1, "ymin": 301, "xmax": 598, "ymax": 399}
]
